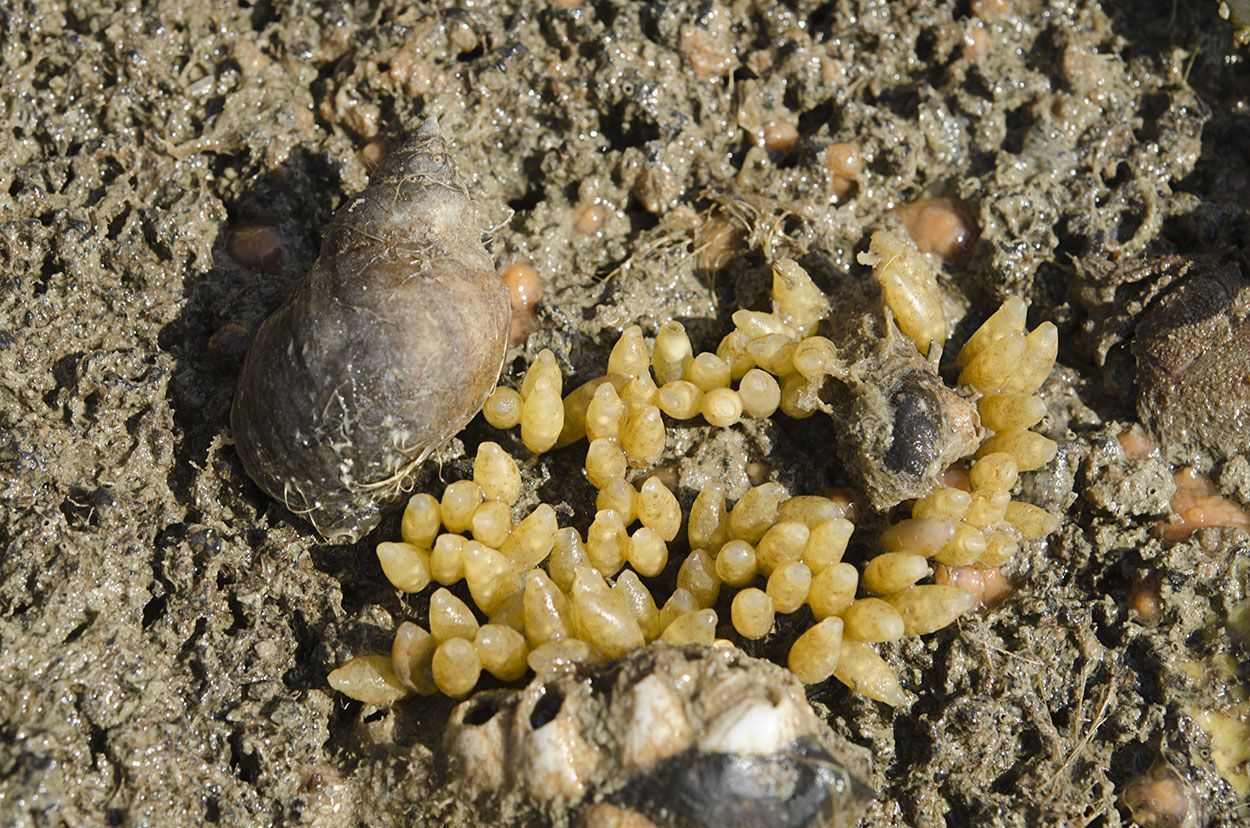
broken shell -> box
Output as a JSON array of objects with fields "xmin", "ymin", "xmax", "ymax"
[
  {"xmin": 232, "ymin": 119, "xmax": 510, "ymax": 542},
  {"xmin": 440, "ymin": 644, "xmax": 872, "ymax": 827}
]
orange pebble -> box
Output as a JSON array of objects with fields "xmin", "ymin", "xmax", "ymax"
[
  {"xmin": 824, "ymin": 143, "xmax": 864, "ymax": 179},
  {"xmin": 501, "ymin": 262, "xmax": 545, "ymax": 345},
  {"xmin": 359, "ymin": 137, "xmax": 390, "ymax": 169},
  {"xmin": 228, "ymin": 225, "xmax": 284, "ymax": 272},
  {"xmin": 573, "ymin": 201, "xmax": 609, "ymax": 236},
  {"xmin": 746, "ymin": 461, "xmax": 771, "ymax": 487},
  {"xmin": 1120, "ymin": 763, "xmax": 1191, "ymax": 828},
  {"xmin": 962, "ymin": 24, "xmax": 989, "ymax": 59},
  {"xmin": 934, "ymin": 564, "xmax": 1013, "ymax": 608},
  {"xmin": 1156, "ymin": 467, "xmax": 1250, "ymax": 542},
  {"xmin": 1116, "ymin": 424, "xmax": 1156, "ymax": 461},
  {"xmin": 763, "ymin": 120, "xmax": 799, "ymax": 155},
  {"xmin": 942, "ymin": 464, "xmax": 972, "ymax": 492},
  {"xmin": 1127, "ymin": 573, "xmax": 1163, "ymax": 623},
  {"xmin": 694, "ymin": 213, "xmax": 742, "ymax": 273},
  {"xmin": 825, "ymin": 487, "xmax": 860, "ymax": 524},
  {"xmin": 971, "ymin": 0, "xmax": 1011, "ymax": 19},
  {"xmin": 894, "ymin": 197, "xmax": 977, "ymax": 264}
]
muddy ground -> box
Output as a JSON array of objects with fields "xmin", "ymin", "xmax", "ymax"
[{"xmin": 2, "ymin": 0, "xmax": 1249, "ymax": 825}]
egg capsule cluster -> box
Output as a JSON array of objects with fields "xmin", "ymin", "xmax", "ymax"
[
  {"xmin": 956, "ymin": 295, "xmax": 1060, "ymax": 471},
  {"xmin": 862, "ymin": 229, "xmax": 1061, "ymax": 576},
  {"xmin": 330, "ymin": 253, "xmax": 1063, "ymax": 707},
  {"xmin": 483, "ymin": 258, "xmax": 837, "ymax": 443}
]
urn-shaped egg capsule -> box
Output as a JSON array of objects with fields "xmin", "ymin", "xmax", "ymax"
[{"xmin": 231, "ymin": 119, "xmax": 510, "ymax": 542}]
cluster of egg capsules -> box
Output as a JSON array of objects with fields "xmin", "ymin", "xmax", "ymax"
[
  {"xmin": 862, "ymin": 230, "xmax": 1062, "ymax": 571},
  {"xmin": 329, "ymin": 238, "xmax": 1060, "ymax": 707}
]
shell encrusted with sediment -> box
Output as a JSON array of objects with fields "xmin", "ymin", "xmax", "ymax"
[{"xmin": 442, "ymin": 643, "xmax": 872, "ymax": 828}]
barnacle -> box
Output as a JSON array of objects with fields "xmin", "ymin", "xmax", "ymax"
[
  {"xmin": 440, "ymin": 645, "xmax": 872, "ymax": 827},
  {"xmin": 329, "ymin": 243, "xmax": 1062, "ymax": 712}
]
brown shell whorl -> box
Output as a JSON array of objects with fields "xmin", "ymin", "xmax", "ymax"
[{"xmin": 231, "ymin": 119, "xmax": 510, "ymax": 543}]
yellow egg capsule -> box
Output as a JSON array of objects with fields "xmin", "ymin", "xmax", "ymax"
[
  {"xmin": 731, "ymin": 588, "xmax": 775, "ymax": 640},
  {"xmin": 463, "ymin": 542, "xmax": 519, "ymax": 613},
  {"xmin": 391, "ymin": 621, "xmax": 437, "ymax": 695},
  {"xmin": 701, "ymin": 387, "xmax": 744, "ymax": 428},
  {"xmin": 862, "ymin": 552, "xmax": 929, "ymax": 595},
  {"xmin": 656, "ymin": 380, "xmax": 703, "ymax": 420},
  {"xmin": 596, "ymin": 478, "xmax": 639, "ymax": 525},
  {"xmin": 432, "ymin": 638, "xmax": 482, "ymax": 698},
  {"xmin": 686, "ymin": 352, "xmax": 732, "ymax": 391},
  {"xmin": 637, "ymin": 476, "xmax": 681, "ymax": 541},
  {"xmin": 771, "ymin": 258, "xmax": 830, "ymax": 337},
  {"xmin": 587, "ymin": 508, "xmax": 629, "ymax": 577},
  {"xmin": 613, "ymin": 569, "xmax": 662, "ymax": 642},
  {"xmin": 657, "ymin": 588, "xmax": 698, "ymax": 632},
  {"xmin": 766, "ymin": 561, "xmax": 812, "ymax": 614},
  {"xmin": 400, "ymin": 493, "xmax": 441, "ymax": 548},
  {"xmin": 879, "ymin": 518, "xmax": 955, "ymax": 557},
  {"xmin": 527, "ymin": 639, "xmax": 599, "ymax": 676},
  {"xmin": 728, "ymin": 482, "xmax": 789, "ymax": 543},
  {"xmin": 808, "ymin": 562, "xmax": 858, "ymax": 619},
  {"xmin": 626, "ymin": 526, "xmax": 668, "ymax": 578},
  {"xmin": 788, "ymin": 617, "xmax": 844, "ymax": 685},
  {"xmin": 715, "ymin": 540, "xmax": 758, "ymax": 587},
  {"xmin": 910, "ymin": 487, "xmax": 972, "ymax": 522},
  {"xmin": 469, "ymin": 500, "xmax": 513, "ymax": 549},
  {"xmin": 755, "ymin": 520, "xmax": 810, "ymax": 574},
  {"xmin": 978, "ymin": 392, "xmax": 1046, "ymax": 431},
  {"xmin": 737, "ymin": 369, "xmax": 781, "ymax": 419},
  {"xmin": 483, "ymin": 386, "xmax": 523, "ymax": 430},
  {"xmin": 716, "ymin": 329, "xmax": 756, "ymax": 380},
  {"xmin": 328, "ymin": 654, "xmax": 409, "ymax": 706},
  {"xmin": 608, "ymin": 325, "xmax": 650, "ymax": 381},
  {"xmin": 572, "ymin": 588, "xmax": 645, "ymax": 659},
  {"xmin": 522, "ymin": 569, "xmax": 572, "ymax": 648},
  {"xmin": 800, "ymin": 520, "xmax": 860, "ymax": 577},
  {"xmin": 622, "ymin": 405, "xmax": 665, "ymax": 467},
  {"xmin": 429, "ymin": 588, "xmax": 480, "ymax": 643},
  {"xmin": 440, "ymin": 479, "xmax": 484, "ymax": 534},
  {"xmin": 676, "ymin": 548, "xmax": 721, "ymax": 608},
  {"xmin": 688, "ymin": 481, "xmax": 729, "ymax": 551},
  {"xmin": 660, "ymin": 608, "xmax": 718, "ymax": 645},
  {"xmin": 430, "ymin": 533, "xmax": 467, "ymax": 584},
  {"xmin": 779, "ymin": 496, "xmax": 849, "ymax": 528},
  {"xmin": 585, "ymin": 381, "xmax": 627, "ymax": 443},
  {"xmin": 886, "ymin": 585, "xmax": 976, "ymax": 635},
  {"xmin": 834, "ymin": 639, "xmax": 907, "ymax": 706},
  {"xmin": 1005, "ymin": 501, "xmax": 1060, "ymax": 540},
  {"xmin": 376, "ymin": 541, "xmax": 432, "ymax": 593},
  {"xmin": 652, "ymin": 320, "xmax": 693, "ymax": 385},
  {"xmin": 474, "ymin": 624, "xmax": 529, "ymax": 682},
  {"xmin": 975, "ymin": 430, "xmax": 1058, "ymax": 472},
  {"xmin": 521, "ymin": 369, "xmax": 565, "ymax": 454},
  {"xmin": 500, "ymin": 504, "xmax": 558, "ymax": 571},
  {"xmin": 840, "ymin": 598, "xmax": 906, "ymax": 642},
  {"xmin": 473, "ymin": 441, "xmax": 522, "ymax": 505},
  {"xmin": 956, "ymin": 296, "xmax": 1027, "ymax": 370},
  {"xmin": 547, "ymin": 527, "xmax": 589, "ymax": 593}
]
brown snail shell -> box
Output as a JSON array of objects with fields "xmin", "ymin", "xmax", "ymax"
[{"xmin": 231, "ymin": 119, "xmax": 510, "ymax": 542}]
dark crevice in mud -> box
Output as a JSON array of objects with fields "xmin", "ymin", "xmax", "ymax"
[{"xmin": 227, "ymin": 729, "xmax": 262, "ymax": 786}]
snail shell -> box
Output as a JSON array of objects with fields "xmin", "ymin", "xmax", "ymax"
[{"xmin": 231, "ymin": 119, "xmax": 510, "ymax": 542}]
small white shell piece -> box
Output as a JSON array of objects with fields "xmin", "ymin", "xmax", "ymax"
[
  {"xmin": 698, "ymin": 697, "xmax": 808, "ymax": 756},
  {"xmin": 619, "ymin": 673, "xmax": 694, "ymax": 769}
]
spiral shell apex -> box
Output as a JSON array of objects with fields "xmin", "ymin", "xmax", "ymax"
[{"xmin": 231, "ymin": 119, "xmax": 511, "ymax": 543}]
